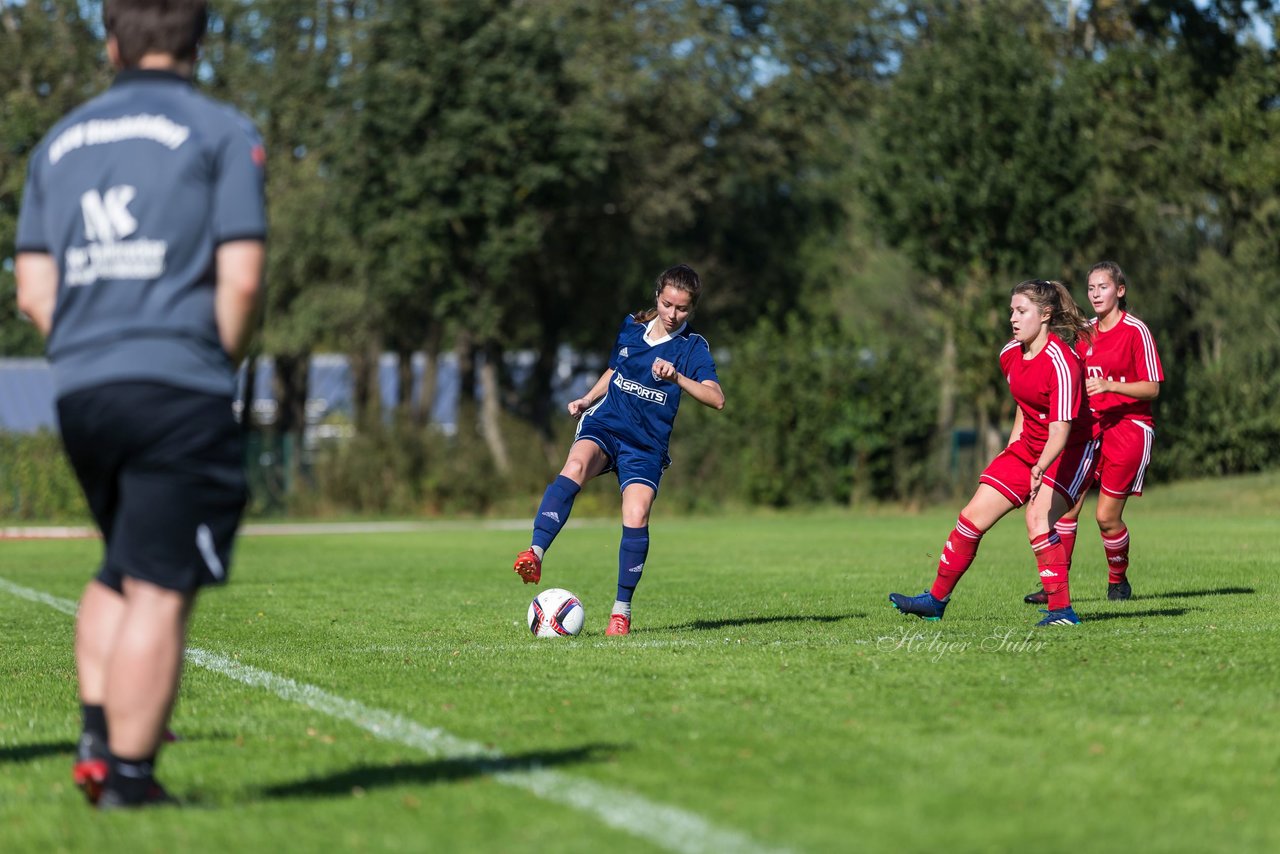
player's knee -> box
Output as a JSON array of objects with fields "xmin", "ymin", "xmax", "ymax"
[
  {"xmin": 121, "ymin": 577, "xmax": 191, "ymax": 615},
  {"xmin": 561, "ymin": 458, "xmax": 587, "ymax": 482},
  {"xmin": 1096, "ymin": 515, "xmax": 1124, "ymax": 535},
  {"xmin": 622, "ymin": 509, "xmax": 650, "ymax": 528},
  {"xmin": 1094, "ymin": 506, "xmax": 1124, "ymax": 532}
]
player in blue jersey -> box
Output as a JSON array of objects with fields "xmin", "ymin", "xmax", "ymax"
[
  {"xmin": 14, "ymin": 0, "xmax": 265, "ymax": 809},
  {"xmin": 512, "ymin": 264, "xmax": 725, "ymax": 635}
]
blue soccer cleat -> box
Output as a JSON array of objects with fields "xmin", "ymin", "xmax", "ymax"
[
  {"xmin": 1036, "ymin": 606, "xmax": 1081, "ymax": 626},
  {"xmin": 888, "ymin": 590, "xmax": 949, "ymax": 621}
]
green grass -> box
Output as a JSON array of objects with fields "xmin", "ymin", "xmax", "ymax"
[{"xmin": 2, "ymin": 473, "xmax": 1278, "ymax": 853}]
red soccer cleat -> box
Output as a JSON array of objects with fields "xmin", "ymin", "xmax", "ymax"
[
  {"xmin": 73, "ymin": 757, "xmax": 108, "ymax": 805},
  {"xmin": 513, "ymin": 548, "xmax": 542, "ymax": 585},
  {"xmin": 606, "ymin": 613, "xmax": 631, "ymax": 636},
  {"xmin": 73, "ymin": 731, "xmax": 108, "ymax": 805}
]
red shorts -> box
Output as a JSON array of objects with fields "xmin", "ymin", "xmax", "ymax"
[
  {"xmin": 979, "ymin": 438, "xmax": 1097, "ymax": 507},
  {"xmin": 1094, "ymin": 419, "xmax": 1154, "ymax": 498}
]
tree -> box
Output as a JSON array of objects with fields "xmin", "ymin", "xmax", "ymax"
[
  {"xmin": 351, "ymin": 1, "xmax": 758, "ymax": 464},
  {"xmin": 863, "ymin": 0, "xmax": 1093, "ymax": 486},
  {"xmin": 1068, "ymin": 3, "xmax": 1280, "ymax": 478},
  {"xmin": 204, "ymin": 0, "xmax": 368, "ymax": 477},
  {"xmin": 1, "ymin": 0, "xmax": 106, "ymax": 357}
]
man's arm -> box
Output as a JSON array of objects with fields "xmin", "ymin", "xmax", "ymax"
[
  {"xmin": 14, "ymin": 252, "xmax": 58, "ymax": 338},
  {"xmin": 215, "ymin": 240, "xmax": 265, "ymax": 363}
]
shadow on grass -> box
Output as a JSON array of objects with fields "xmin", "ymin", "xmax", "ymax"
[
  {"xmin": 662, "ymin": 613, "xmax": 866, "ymax": 632},
  {"xmin": 1142, "ymin": 586, "xmax": 1255, "ymax": 600},
  {"xmin": 1081, "ymin": 607, "xmax": 1196, "ymax": 622},
  {"xmin": 260, "ymin": 743, "xmax": 617, "ymax": 800},
  {"xmin": 0, "ymin": 741, "xmax": 73, "ymax": 763},
  {"xmin": 1073, "ymin": 585, "xmax": 1256, "ymax": 604}
]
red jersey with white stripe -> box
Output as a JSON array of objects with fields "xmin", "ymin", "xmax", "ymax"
[
  {"xmin": 1000, "ymin": 332, "xmax": 1090, "ymax": 454},
  {"xmin": 1075, "ymin": 311, "xmax": 1163, "ymax": 432}
]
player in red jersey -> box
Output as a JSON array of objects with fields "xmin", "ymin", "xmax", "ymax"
[
  {"xmin": 890, "ymin": 279, "xmax": 1096, "ymax": 626},
  {"xmin": 1024, "ymin": 262, "xmax": 1162, "ymax": 603}
]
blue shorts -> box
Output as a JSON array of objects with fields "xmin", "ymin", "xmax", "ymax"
[{"xmin": 575, "ymin": 419, "xmax": 669, "ymax": 494}]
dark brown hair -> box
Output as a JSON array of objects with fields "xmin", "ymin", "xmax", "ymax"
[
  {"xmin": 105, "ymin": 0, "xmax": 207, "ymax": 67},
  {"xmin": 1012, "ymin": 278, "xmax": 1092, "ymax": 347},
  {"xmin": 633, "ymin": 264, "xmax": 702, "ymax": 324},
  {"xmin": 1088, "ymin": 260, "xmax": 1128, "ymax": 311}
]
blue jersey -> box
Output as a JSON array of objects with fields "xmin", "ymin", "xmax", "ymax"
[
  {"xmin": 15, "ymin": 69, "xmax": 266, "ymax": 399},
  {"xmin": 580, "ymin": 315, "xmax": 719, "ymax": 460}
]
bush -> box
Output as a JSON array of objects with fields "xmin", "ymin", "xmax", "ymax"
[
  {"xmin": 1161, "ymin": 349, "xmax": 1280, "ymax": 478},
  {"xmin": 298, "ymin": 412, "xmax": 558, "ymax": 517},
  {"xmin": 0, "ymin": 431, "xmax": 89, "ymax": 520},
  {"xmin": 661, "ymin": 316, "xmax": 937, "ymax": 510}
]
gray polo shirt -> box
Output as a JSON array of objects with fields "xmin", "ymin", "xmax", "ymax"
[{"xmin": 15, "ymin": 69, "xmax": 266, "ymax": 399}]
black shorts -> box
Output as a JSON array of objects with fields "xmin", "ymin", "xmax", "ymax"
[{"xmin": 57, "ymin": 382, "xmax": 247, "ymax": 593}]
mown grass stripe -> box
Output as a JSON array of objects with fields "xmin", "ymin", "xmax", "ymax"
[{"xmin": 0, "ymin": 575, "xmax": 787, "ymax": 854}]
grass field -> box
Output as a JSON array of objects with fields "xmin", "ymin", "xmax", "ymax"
[{"xmin": 2, "ymin": 473, "xmax": 1278, "ymax": 853}]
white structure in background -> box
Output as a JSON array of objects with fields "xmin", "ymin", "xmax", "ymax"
[{"xmin": 0, "ymin": 349, "xmax": 600, "ymax": 439}]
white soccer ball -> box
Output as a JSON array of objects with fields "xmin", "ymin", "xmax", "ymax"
[{"xmin": 527, "ymin": 588, "xmax": 585, "ymax": 638}]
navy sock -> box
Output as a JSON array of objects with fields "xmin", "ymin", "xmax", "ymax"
[
  {"xmin": 531, "ymin": 475, "xmax": 581, "ymax": 553},
  {"xmin": 616, "ymin": 525, "xmax": 649, "ymax": 603},
  {"xmin": 107, "ymin": 751, "xmax": 156, "ymax": 803},
  {"xmin": 82, "ymin": 704, "xmax": 108, "ymax": 742}
]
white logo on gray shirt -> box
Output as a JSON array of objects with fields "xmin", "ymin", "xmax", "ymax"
[{"xmin": 65, "ymin": 186, "xmax": 166, "ymax": 286}]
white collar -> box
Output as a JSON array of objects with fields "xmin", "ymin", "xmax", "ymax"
[{"xmin": 644, "ymin": 318, "xmax": 685, "ymax": 345}]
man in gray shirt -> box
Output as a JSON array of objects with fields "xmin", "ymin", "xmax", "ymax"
[{"xmin": 15, "ymin": 0, "xmax": 265, "ymax": 809}]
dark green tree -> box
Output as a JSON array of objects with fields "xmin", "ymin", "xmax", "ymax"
[
  {"xmin": 1, "ymin": 0, "xmax": 106, "ymax": 356},
  {"xmin": 863, "ymin": 0, "xmax": 1094, "ymax": 487}
]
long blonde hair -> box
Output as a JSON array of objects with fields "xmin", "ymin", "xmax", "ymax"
[
  {"xmin": 1012, "ymin": 278, "xmax": 1092, "ymax": 347},
  {"xmin": 633, "ymin": 264, "xmax": 702, "ymax": 323}
]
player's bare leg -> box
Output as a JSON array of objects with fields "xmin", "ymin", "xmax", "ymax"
[
  {"xmin": 891, "ymin": 484, "xmax": 1016, "ymax": 620},
  {"xmin": 515, "ymin": 440, "xmax": 610, "ymax": 584},
  {"xmin": 1025, "ymin": 485, "xmax": 1088, "ymax": 604},
  {"xmin": 99, "ymin": 578, "xmax": 193, "ymax": 807},
  {"xmin": 72, "ymin": 580, "xmax": 127, "ymax": 802},
  {"xmin": 1027, "ymin": 486, "xmax": 1080, "ymax": 625},
  {"xmin": 1095, "ymin": 492, "xmax": 1133, "ymax": 599}
]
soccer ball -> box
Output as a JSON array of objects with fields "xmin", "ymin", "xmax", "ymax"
[{"xmin": 527, "ymin": 588, "xmax": 584, "ymax": 638}]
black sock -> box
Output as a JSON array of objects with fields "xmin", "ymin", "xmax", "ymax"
[
  {"xmin": 107, "ymin": 752, "xmax": 156, "ymax": 803},
  {"xmin": 81, "ymin": 704, "xmax": 108, "ymax": 742}
]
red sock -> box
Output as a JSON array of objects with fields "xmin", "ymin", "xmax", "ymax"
[
  {"xmin": 1054, "ymin": 519, "xmax": 1078, "ymax": 566},
  {"xmin": 1102, "ymin": 526, "xmax": 1130, "ymax": 584},
  {"xmin": 1032, "ymin": 531, "xmax": 1071, "ymax": 610},
  {"xmin": 930, "ymin": 515, "xmax": 983, "ymax": 600}
]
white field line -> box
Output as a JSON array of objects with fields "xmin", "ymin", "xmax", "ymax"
[{"xmin": 0, "ymin": 576, "xmax": 787, "ymax": 854}]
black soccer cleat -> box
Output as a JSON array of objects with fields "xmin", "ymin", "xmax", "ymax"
[
  {"xmin": 1023, "ymin": 586, "xmax": 1048, "ymax": 605},
  {"xmin": 97, "ymin": 781, "xmax": 179, "ymax": 810},
  {"xmin": 1107, "ymin": 579, "xmax": 1133, "ymax": 601}
]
